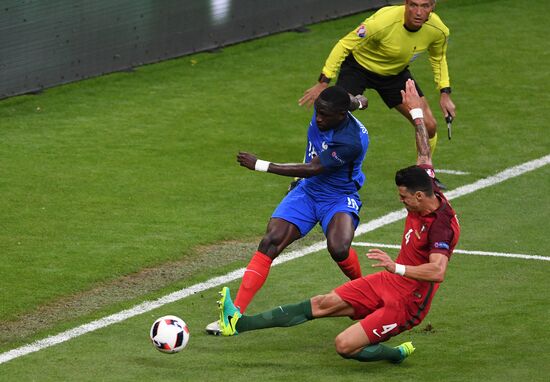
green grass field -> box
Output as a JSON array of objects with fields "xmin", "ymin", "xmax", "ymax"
[{"xmin": 1, "ymin": 0, "xmax": 549, "ymax": 380}]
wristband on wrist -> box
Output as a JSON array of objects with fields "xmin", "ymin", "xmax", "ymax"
[
  {"xmin": 394, "ymin": 263, "xmax": 406, "ymax": 276},
  {"xmin": 440, "ymin": 87, "xmax": 452, "ymax": 94},
  {"xmin": 318, "ymin": 73, "xmax": 331, "ymax": 84},
  {"xmin": 254, "ymin": 159, "xmax": 270, "ymax": 172},
  {"xmin": 409, "ymin": 108, "xmax": 424, "ymax": 120}
]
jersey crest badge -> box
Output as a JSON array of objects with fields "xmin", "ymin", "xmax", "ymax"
[
  {"xmin": 356, "ymin": 24, "xmax": 366, "ymax": 38},
  {"xmin": 414, "ymin": 224, "xmax": 426, "ymax": 239}
]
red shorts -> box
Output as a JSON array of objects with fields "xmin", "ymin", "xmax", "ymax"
[{"xmin": 334, "ymin": 272, "xmax": 432, "ymax": 344}]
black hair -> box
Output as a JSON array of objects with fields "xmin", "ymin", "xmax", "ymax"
[
  {"xmin": 317, "ymin": 86, "xmax": 351, "ymax": 112},
  {"xmin": 395, "ymin": 165, "xmax": 434, "ymax": 196}
]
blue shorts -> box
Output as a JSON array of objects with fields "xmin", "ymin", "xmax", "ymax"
[{"xmin": 272, "ymin": 182, "xmax": 362, "ymax": 237}]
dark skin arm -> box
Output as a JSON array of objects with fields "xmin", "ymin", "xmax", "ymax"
[{"xmin": 237, "ymin": 151, "xmax": 325, "ymax": 178}]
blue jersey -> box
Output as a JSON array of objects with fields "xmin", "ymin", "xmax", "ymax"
[{"xmin": 302, "ymin": 110, "xmax": 369, "ymax": 196}]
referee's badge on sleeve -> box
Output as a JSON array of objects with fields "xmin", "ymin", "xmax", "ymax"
[{"xmin": 356, "ymin": 24, "xmax": 366, "ymax": 38}]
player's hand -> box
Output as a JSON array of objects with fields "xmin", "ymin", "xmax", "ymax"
[
  {"xmin": 366, "ymin": 248, "xmax": 397, "ymax": 273},
  {"xmin": 299, "ymin": 82, "xmax": 329, "ymax": 107},
  {"xmin": 354, "ymin": 94, "xmax": 369, "ymax": 110},
  {"xmin": 400, "ymin": 79, "xmax": 422, "ymax": 111},
  {"xmin": 439, "ymin": 93, "xmax": 456, "ymax": 119},
  {"xmin": 237, "ymin": 151, "xmax": 258, "ymax": 171}
]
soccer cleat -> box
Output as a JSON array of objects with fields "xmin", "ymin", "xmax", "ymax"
[
  {"xmin": 205, "ymin": 320, "xmax": 221, "ymax": 336},
  {"xmin": 218, "ymin": 286, "xmax": 241, "ymax": 336},
  {"xmin": 392, "ymin": 341, "xmax": 415, "ymax": 364}
]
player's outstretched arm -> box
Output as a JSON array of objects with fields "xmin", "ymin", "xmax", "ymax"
[
  {"xmin": 367, "ymin": 249, "xmax": 448, "ymax": 283},
  {"xmin": 400, "ymin": 79, "xmax": 432, "ymax": 167},
  {"xmin": 237, "ymin": 151, "xmax": 325, "ymax": 178}
]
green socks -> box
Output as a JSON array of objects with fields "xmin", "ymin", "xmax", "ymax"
[
  {"xmin": 342, "ymin": 343, "xmax": 403, "ymax": 363},
  {"xmin": 236, "ymin": 300, "xmax": 313, "ymax": 333},
  {"xmin": 235, "ymin": 301, "xmax": 409, "ymax": 364}
]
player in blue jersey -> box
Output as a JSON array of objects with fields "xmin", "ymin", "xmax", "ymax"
[{"xmin": 206, "ymin": 86, "xmax": 369, "ymax": 335}]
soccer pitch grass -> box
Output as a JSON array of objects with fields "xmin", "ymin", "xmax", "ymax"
[{"xmin": 1, "ymin": 0, "xmax": 549, "ymax": 380}]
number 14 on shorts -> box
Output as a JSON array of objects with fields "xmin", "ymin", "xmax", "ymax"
[{"xmin": 347, "ymin": 197, "xmax": 359, "ymax": 211}]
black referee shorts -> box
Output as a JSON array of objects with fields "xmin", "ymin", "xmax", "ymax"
[{"xmin": 335, "ymin": 54, "xmax": 424, "ymax": 108}]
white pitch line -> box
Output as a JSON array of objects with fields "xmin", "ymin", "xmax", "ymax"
[
  {"xmin": 1, "ymin": 153, "xmax": 549, "ymax": 365},
  {"xmin": 356, "ymin": 154, "xmax": 550, "ymax": 236},
  {"xmin": 435, "ymin": 169, "xmax": 470, "ymax": 175},
  {"xmin": 352, "ymin": 242, "xmax": 550, "ymax": 262},
  {"xmin": 444, "ymin": 154, "xmax": 550, "ymax": 200}
]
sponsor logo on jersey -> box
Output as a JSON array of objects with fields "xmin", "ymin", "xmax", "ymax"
[
  {"xmin": 331, "ymin": 151, "xmax": 345, "ymax": 164},
  {"xmin": 434, "ymin": 241, "xmax": 450, "ymax": 249},
  {"xmin": 425, "ymin": 168, "xmax": 435, "ymax": 178},
  {"xmin": 356, "ymin": 24, "xmax": 366, "ymax": 38}
]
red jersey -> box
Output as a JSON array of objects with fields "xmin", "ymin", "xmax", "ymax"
[{"xmin": 382, "ymin": 165, "xmax": 460, "ymax": 313}]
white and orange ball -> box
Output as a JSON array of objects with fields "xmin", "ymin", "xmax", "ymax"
[{"xmin": 150, "ymin": 315, "xmax": 190, "ymax": 353}]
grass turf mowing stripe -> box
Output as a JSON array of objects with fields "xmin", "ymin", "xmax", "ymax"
[
  {"xmin": 1, "ymin": 153, "xmax": 549, "ymax": 365},
  {"xmin": 352, "ymin": 242, "xmax": 550, "ymax": 262}
]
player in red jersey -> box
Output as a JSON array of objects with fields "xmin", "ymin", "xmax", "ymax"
[{"xmin": 215, "ymin": 79, "xmax": 460, "ymax": 364}]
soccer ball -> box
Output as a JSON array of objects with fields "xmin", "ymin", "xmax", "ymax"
[{"xmin": 150, "ymin": 315, "xmax": 190, "ymax": 353}]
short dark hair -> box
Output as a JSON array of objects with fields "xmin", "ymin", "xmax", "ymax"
[
  {"xmin": 317, "ymin": 86, "xmax": 350, "ymax": 112},
  {"xmin": 395, "ymin": 165, "xmax": 434, "ymax": 196}
]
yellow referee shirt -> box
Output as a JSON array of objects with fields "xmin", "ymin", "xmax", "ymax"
[{"xmin": 322, "ymin": 5, "xmax": 450, "ymax": 89}]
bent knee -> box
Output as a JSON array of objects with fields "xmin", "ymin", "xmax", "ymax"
[
  {"xmin": 260, "ymin": 231, "xmax": 282, "ymax": 246},
  {"xmin": 334, "ymin": 334, "xmax": 356, "ymax": 357},
  {"xmin": 327, "ymin": 243, "xmax": 349, "ymax": 262},
  {"xmin": 258, "ymin": 233, "xmax": 286, "ymax": 256}
]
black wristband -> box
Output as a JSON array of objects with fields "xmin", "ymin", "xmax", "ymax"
[
  {"xmin": 318, "ymin": 73, "xmax": 331, "ymax": 84},
  {"xmin": 440, "ymin": 87, "xmax": 452, "ymax": 94}
]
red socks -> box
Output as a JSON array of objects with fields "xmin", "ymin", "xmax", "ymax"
[
  {"xmin": 234, "ymin": 248, "xmax": 359, "ymax": 313},
  {"xmin": 337, "ymin": 247, "xmax": 362, "ymax": 280},
  {"xmin": 234, "ymin": 251, "xmax": 273, "ymax": 313}
]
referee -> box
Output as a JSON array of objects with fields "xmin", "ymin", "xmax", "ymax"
[{"xmin": 299, "ymin": 0, "xmax": 456, "ymax": 153}]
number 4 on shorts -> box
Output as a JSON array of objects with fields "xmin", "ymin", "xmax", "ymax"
[{"xmin": 372, "ymin": 323, "xmax": 397, "ymax": 338}]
